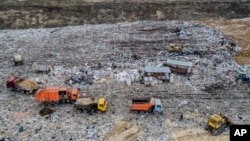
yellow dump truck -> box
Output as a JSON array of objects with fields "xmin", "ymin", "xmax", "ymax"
[{"xmin": 74, "ymin": 97, "xmax": 107, "ymax": 113}]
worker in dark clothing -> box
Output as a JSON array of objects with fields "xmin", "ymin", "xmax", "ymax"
[
  {"xmin": 139, "ymin": 75, "xmax": 144, "ymax": 84},
  {"xmin": 179, "ymin": 114, "xmax": 183, "ymax": 121},
  {"xmin": 112, "ymin": 63, "xmax": 117, "ymax": 69}
]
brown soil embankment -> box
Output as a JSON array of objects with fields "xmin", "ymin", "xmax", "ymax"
[
  {"xmin": 0, "ymin": 0, "xmax": 249, "ymax": 29},
  {"xmin": 198, "ymin": 19, "xmax": 250, "ymax": 65}
]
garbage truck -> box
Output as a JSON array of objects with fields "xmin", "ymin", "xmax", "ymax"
[
  {"xmin": 74, "ymin": 97, "xmax": 107, "ymax": 113},
  {"xmin": 130, "ymin": 97, "xmax": 164, "ymax": 114},
  {"xmin": 7, "ymin": 76, "xmax": 38, "ymax": 94},
  {"xmin": 35, "ymin": 86, "xmax": 79, "ymax": 103}
]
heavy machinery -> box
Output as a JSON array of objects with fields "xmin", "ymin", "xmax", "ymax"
[
  {"xmin": 205, "ymin": 113, "xmax": 232, "ymax": 136},
  {"xmin": 130, "ymin": 97, "xmax": 164, "ymax": 114},
  {"xmin": 7, "ymin": 76, "xmax": 38, "ymax": 94},
  {"xmin": 167, "ymin": 43, "xmax": 182, "ymax": 52},
  {"xmin": 13, "ymin": 54, "xmax": 23, "ymax": 66},
  {"xmin": 235, "ymin": 73, "xmax": 250, "ymax": 84},
  {"xmin": 74, "ymin": 97, "xmax": 107, "ymax": 113},
  {"xmin": 35, "ymin": 86, "xmax": 79, "ymax": 103},
  {"xmin": 32, "ymin": 63, "xmax": 51, "ymax": 73}
]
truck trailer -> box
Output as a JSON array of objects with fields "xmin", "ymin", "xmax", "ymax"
[{"xmin": 35, "ymin": 86, "xmax": 79, "ymax": 103}]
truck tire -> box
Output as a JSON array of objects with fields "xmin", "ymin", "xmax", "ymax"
[
  {"xmin": 237, "ymin": 79, "xmax": 242, "ymax": 84},
  {"xmin": 59, "ymin": 99, "xmax": 65, "ymax": 103},
  {"xmin": 83, "ymin": 109, "xmax": 89, "ymax": 114},
  {"xmin": 91, "ymin": 108, "xmax": 97, "ymax": 113},
  {"xmin": 153, "ymin": 111, "xmax": 160, "ymax": 116},
  {"xmin": 29, "ymin": 90, "xmax": 33, "ymax": 95},
  {"xmin": 69, "ymin": 99, "xmax": 72, "ymax": 104},
  {"xmin": 76, "ymin": 109, "xmax": 82, "ymax": 114}
]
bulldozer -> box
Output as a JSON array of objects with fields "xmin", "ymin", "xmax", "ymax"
[
  {"xmin": 205, "ymin": 113, "xmax": 232, "ymax": 136},
  {"xmin": 167, "ymin": 43, "xmax": 182, "ymax": 52}
]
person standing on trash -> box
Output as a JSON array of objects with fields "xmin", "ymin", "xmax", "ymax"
[
  {"xmin": 179, "ymin": 114, "xmax": 183, "ymax": 121},
  {"xmin": 112, "ymin": 63, "xmax": 117, "ymax": 69},
  {"xmin": 139, "ymin": 75, "xmax": 144, "ymax": 84}
]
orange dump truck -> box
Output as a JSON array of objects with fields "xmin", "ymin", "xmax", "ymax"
[
  {"xmin": 130, "ymin": 97, "xmax": 164, "ymax": 114},
  {"xmin": 35, "ymin": 87, "xmax": 79, "ymax": 103}
]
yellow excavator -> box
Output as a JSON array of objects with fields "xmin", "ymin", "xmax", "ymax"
[{"xmin": 205, "ymin": 113, "xmax": 232, "ymax": 135}]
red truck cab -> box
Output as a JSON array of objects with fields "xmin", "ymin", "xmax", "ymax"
[{"xmin": 6, "ymin": 77, "xmax": 19, "ymax": 88}]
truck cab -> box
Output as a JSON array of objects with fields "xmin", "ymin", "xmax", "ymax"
[
  {"xmin": 152, "ymin": 98, "xmax": 164, "ymax": 114},
  {"xmin": 236, "ymin": 73, "xmax": 250, "ymax": 84},
  {"xmin": 70, "ymin": 88, "xmax": 79, "ymax": 101},
  {"xmin": 97, "ymin": 98, "xmax": 107, "ymax": 112},
  {"xmin": 6, "ymin": 77, "xmax": 18, "ymax": 88}
]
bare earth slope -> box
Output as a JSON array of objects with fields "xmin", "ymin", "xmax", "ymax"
[
  {"xmin": 198, "ymin": 19, "xmax": 250, "ymax": 65},
  {"xmin": 0, "ymin": 0, "xmax": 249, "ymax": 29}
]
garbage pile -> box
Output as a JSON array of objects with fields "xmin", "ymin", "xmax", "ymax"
[
  {"xmin": 115, "ymin": 69, "xmax": 140, "ymax": 85},
  {"xmin": 39, "ymin": 107, "xmax": 55, "ymax": 116},
  {"xmin": 0, "ymin": 20, "xmax": 249, "ymax": 141},
  {"xmin": 32, "ymin": 63, "xmax": 51, "ymax": 73},
  {"xmin": 202, "ymin": 82, "xmax": 226, "ymax": 93}
]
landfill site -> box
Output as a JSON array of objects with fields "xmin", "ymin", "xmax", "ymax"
[{"xmin": 0, "ymin": 0, "xmax": 250, "ymax": 141}]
